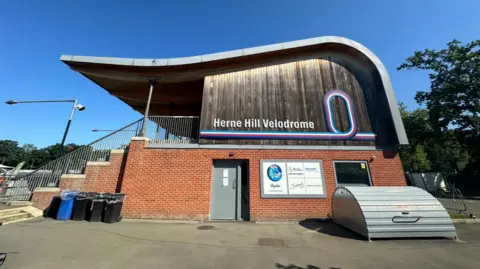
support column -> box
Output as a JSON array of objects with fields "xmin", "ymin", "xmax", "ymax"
[{"xmin": 140, "ymin": 80, "xmax": 156, "ymax": 137}]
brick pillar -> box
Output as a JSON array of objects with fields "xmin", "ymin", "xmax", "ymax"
[
  {"xmin": 119, "ymin": 137, "xmax": 149, "ymax": 218},
  {"xmin": 31, "ymin": 187, "xmax": 61, "ymax": 211},
  {"xmin": 369, "ymin": 150, "xmax": 406, "ymax": 186},
  {"xmin": 58, "ymin": 175, "xmax": 86, "ymax": 190},
  {"xmin": 57, "ymin": 149, "xmax": 128, "ymax": 193}
]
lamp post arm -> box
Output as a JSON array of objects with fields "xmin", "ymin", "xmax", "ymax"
[
  {"xmin": 12, "ymin": 100, "xmax": 76, "ymax": 104},
  {"xmin": 57, "ymin": 100, "xmax": 78, "ymax": 158}
]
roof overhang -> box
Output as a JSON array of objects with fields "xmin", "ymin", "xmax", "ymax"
[{"xmin": 61, "ymin": 36, "xmax": 408, "ymax": 145}]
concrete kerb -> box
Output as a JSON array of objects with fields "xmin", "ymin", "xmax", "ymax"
[
  {"xmin": 5, "ymin": 201, "xmax": 33, "ymax": 207},
  {"xmin": 256, "ymin": 218, "xmax": 332, "ymax": 225},
  {"xmin": 122, "ymin": 219, "xmax": 328, "ymax": 225},
  {"xmin": 452, "ymin": 219, "xmax": 480, "ymax": 224},
  {"xmin": 122, "ymin": 219, "xmax": 201, "ymax": 224},
  {"xmin": 255, "ymin": 221, "xmax": 302, "ymax": 225}
]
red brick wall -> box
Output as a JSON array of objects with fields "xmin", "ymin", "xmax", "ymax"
[
  {"xmin": 31, "ymin": 188, "xmax": 61, "ymax": 211},
  {"xmin": 58, "ymin": 176, "xmax": 85, "ymax": 190},
  {"xmin": 82, "ymin": 151, "xmax": 127, "ymax": 193},
  {"xmin": 121, "ymin": 140, "xmax": 406, "ymax": 221},
  {"xmin": 57, "ymin": 151, "xmax": 127, "ymax": 194}
]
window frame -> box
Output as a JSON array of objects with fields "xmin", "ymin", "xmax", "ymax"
[{"xmin": 333, "ymin": 160, "xmax": 373, "ymax": 187}]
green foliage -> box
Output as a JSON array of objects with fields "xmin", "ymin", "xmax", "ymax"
[
  {"xmin": 398, "ymin": 104, "xmax": 432, "ymax": 172},
  {"xmin": 449, "ymin": 212, "xmax": 471, "ymax": 219},
  {"xmin": 399, "ymin": 144, "xmax": 431, "ymax": 172},
  {"xmin": 0, "ymin": 140, "xmax": 84, "ymax": 169},
  {"xmin": 0, "ymin": 140, "xmax": 21, "ymax": 167},
  {"xmin": 399, "ymin": 103, "xmax": 471, "ymax": 173},
  {"xmin": 398, "ymin": 39, "xmax": 480, "ymax": 174}
]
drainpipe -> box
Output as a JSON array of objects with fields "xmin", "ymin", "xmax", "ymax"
[{"xmin": 139, "ymin": 80, "xmax": 156, "ymax": 137}]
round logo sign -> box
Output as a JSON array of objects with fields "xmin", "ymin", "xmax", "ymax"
[{"xmin": 267, "ymin": 164, "xmax": 283, "ymax": 182}]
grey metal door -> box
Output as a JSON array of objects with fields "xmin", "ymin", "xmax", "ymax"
[{"xmin": 211, "ymin": 162, "xmax": 237, "ymax": 220}]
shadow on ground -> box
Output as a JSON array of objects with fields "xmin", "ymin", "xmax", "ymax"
[
  {"xmin": 298, "ymin": 219, "xmax": 365, "ymax": 241},
  {"xmin": 276, "ymin": 263, "xmax": 341, "ymax": 269},
  {"xmin": 299, "ymin": 219, "xmax": 460, "ymax": 243}
]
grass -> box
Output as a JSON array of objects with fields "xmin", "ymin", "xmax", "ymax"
[{"xmin": 449, "ymin": 212, "xmax": 472, "ymax": 219}]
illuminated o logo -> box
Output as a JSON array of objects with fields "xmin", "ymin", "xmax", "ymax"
[{"xmin": 323, "ymin": 90, "xmax": 358, "ymax": 139}]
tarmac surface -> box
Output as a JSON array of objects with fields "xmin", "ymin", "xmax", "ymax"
[{"xmin": 0, "ymin": 218, "xmax": 479, "ymax": 269}]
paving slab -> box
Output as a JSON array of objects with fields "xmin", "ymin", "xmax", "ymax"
[{"xmin": 0, "ymin": 218, "xmax": 479, "ymax": 269}]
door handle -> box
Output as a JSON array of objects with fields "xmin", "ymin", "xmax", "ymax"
[
  {"xmin": 233, "ymin": 179, "xmax": 236, "ymax": 189},
  {"xmin": 392, "ymin": 216, "xmax": 421, "ymax": 223}
]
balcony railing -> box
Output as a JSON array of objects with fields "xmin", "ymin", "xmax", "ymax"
[{"xmin": 145, "ymin": 116, "xmax": 200, "ymax": 144}]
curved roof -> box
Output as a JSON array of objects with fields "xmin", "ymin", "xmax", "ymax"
[{"xmin": 61, "ymin": 36, "xmax": 408, "ymax": 145}]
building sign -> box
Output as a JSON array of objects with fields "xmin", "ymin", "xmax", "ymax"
[
  {"xmin": 260, "ymin": 160, "xmax": 327, "ymax": 198},
  {"xmin": 212, "ymin": 119, "xmax": 315, "ymax": 129},
  {"xmin": 200, "ymin": 90, "xmax": 376, "ymax": 141}
]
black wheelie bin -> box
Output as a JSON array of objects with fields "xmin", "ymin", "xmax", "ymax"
[
  {"xmin": 72, "ymin": 192, "xmax": 94, "ymax": 221},
  {"xmin": 103, "ymin": 193, "xmax": 126, "ymax": 223},
  {"xmin": 87, "ymin": 193, "xmax": 107, "ymax": 222}
]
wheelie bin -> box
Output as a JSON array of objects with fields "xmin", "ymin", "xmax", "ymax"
[
  {"xmin": 47, "ymin": 196, "xmax": 62, "ymax": 219},
  {"xmin": 57, "ymin": 190, "xmax": 79, "ymax": 220},
  {"xmin": 103, "ymin": 193, "xmax": 126, "ymax": 223},
  {"xmin": 72, "ymin": 192, "xmax": 94, "ymax": 221},
  {"xmin": 87, "ymin": 193, "xmax": 107, "ymax": 222}
]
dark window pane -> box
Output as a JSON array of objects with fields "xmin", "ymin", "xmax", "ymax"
[{"xmin": 334, "ymin": 162, "xmax": 371, "ymax": 186}]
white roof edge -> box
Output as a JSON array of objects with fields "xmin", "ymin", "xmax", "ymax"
[
  {"xmin": 60, "ymin": 36, "xmax": 356, "ymax": 67},
  {"xmin": 60, "ymin": 35, "xmax": 408, "ymax": 145}
]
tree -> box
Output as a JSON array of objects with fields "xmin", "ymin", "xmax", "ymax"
[
  {"xmin": 398, "ymin": 39, "xmax": 480, "ymax": 174},
  {"xmin": 0, "ymin": 140, "xmax": 22, "ymax": 167},
  {"xmin": 0, "ymin": 140, "xmax": 84, "ymax": 169},
  {"xmin": 398, "ymin": 103, "xmax": 432, "ymax": 172},
  {"xmin": 398, "ymin": 103, "xmax": 471, "ymax": 173},
  {"xmin": 398, "ymin": 103, "xmax": 433, "ymax": 147}
]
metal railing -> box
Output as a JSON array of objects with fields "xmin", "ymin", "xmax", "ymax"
[
  {"xmin": 2, "ymin": 119, "xmax": 143, "ymax": 201},
  {"xmin": 145, "ymin": 116, "xmax": 200, "ymax": 144},
  {"xmin": 1, "ymin": 116, "xmax": 200, "ymax": 201},
  {"xmin": 406, "ymin": 172, "xmax": 468, "ymax": 214},
  {"xmin": 432, "ymin": 182, "xmax": 468, "ymax": 214}
]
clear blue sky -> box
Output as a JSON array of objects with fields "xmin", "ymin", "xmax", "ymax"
[{"xmin": 1, "ymin": 0, "xmax": 479, "ymax": 148}]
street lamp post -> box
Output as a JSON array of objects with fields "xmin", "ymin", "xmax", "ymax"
[{"xmin": 5, "ymin": 99, "xmax": 86, "ymax": 158}]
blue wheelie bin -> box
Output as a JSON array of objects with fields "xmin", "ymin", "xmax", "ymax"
[{"xmin": 57, "ymin": 190, "xmax": 79, "ymax": 220}]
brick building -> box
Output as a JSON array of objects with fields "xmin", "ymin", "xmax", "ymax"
[{"xmin": 49, "ymin": 36, "xmax": 409, "ymax": 221}]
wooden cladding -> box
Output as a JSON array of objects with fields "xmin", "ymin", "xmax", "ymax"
[{"xmin": 199, "ymin": 58, "xmax": 380, "ymax": 146}]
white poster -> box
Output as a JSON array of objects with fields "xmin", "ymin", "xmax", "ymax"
[
  {"xmin": 262, "ymin": 162, "xmax": 288, "ymax": 195},
  {"xmin": 286, "ymin": 162, "xmax": 306, "ymax": 194},
  {"xmin": 303, "ymin": 162, "xmax": 324, "ymax": 195},
  {"xmin": 261, "ymin": 160, "xmax": 325, "ymax": 198},
  {"xmin": 287, "ymin": 162, "xmax": 305, "ymax": 178}
]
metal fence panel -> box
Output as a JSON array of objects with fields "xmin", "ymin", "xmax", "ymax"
[{"xmin": 2, "ymin": 119, "xmax": 143, "ymax": 201}]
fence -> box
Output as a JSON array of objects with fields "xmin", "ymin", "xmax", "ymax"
[
  {"xmin": 1, "ymin": 116, "xmax": 201, "ymax": 201},
  {"xmin": 2, "ymin": 119, "xmax": 143, "ymax": 201},
  {"xmin": 406, "ymin": 172, "xmax": 467, "ymax": 213},
  {"xmin": 145, "ymin": 116, "xmax": 200, "ymax": 144}
]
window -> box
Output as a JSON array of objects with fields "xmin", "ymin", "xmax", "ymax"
[{"xmin": 333, "ymin": 161, "xmax": 372, "ymax": 186}]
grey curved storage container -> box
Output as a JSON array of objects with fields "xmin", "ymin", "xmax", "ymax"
[{"xmin": 332, "ymin": 186, "xmax": 457, "ymax": 240}]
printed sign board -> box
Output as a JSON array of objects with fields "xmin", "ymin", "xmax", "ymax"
[{"xmin": 260, "ymin": 160, "xmax": 326, "ymax": 198}]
